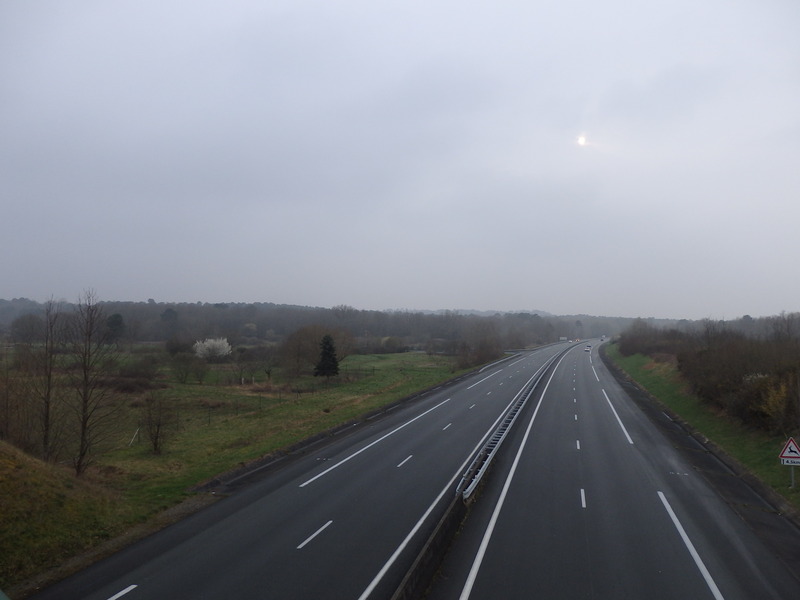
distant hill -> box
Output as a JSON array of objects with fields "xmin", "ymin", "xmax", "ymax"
[
  {"xmin": 0, "ymin": 298, "xmax": 688, "ymax": 346},
  {"xmin": 418, "ymin": 308, "xmax": 554, "ymax": 317}
]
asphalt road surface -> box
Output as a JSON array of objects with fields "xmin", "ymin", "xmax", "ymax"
[
  {"xmin": 427, "ymin": 343, "xmax": 800, "ymax": 600},
  {"xmin": 27, "ymin": 345, "xmax": 570, "ymax": 600}
]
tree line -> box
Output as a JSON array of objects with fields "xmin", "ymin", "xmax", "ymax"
[
  {"xmin": 1, "ymin": 297, "xmax": 642, "ymax": 352},
  {"xmin": 617, "ymin": 313, "xmax": 800, "ymax": 436},
  {"xmin": 0, "ymin": 294, "xmax": 659, "ymax": 471}
]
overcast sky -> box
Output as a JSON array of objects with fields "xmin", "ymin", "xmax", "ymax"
[{"xmin": 2, "ymin": 1, "xmax": 799, "ymax": 320}]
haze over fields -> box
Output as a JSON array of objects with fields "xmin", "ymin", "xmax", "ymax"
[{"xmin": 2, "ymin": 1, "xmax": 799, "ymax": 320}]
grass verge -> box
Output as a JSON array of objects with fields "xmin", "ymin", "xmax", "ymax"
[{"xmin": 605, "ymin": 343, "xmax": 800, "ymax": 512}]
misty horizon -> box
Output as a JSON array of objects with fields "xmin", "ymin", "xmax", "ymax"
[
  {"xmin": 2, "ymin": 294, "xmax": 793, "ymax": 324},
  {"xmin": 3, "ymin": 1, "xmax": 799, "ymax": 322}
]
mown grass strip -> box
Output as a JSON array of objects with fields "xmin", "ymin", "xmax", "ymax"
[{"xmin": 605, "ymin": 343, "xmax": 800, "ymax": 511}]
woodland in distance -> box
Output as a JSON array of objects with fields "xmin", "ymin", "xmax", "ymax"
[{"xmin": 2, "ymin": 294, "xmax": 798, "ymax": 471}]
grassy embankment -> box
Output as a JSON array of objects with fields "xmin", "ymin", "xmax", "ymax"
[
  {"xmin": 605, "ymin": 343, "xmax": 800, "ymax": 511},
  {"xmin": 1, "ymin": 352, "xmax": 464, "ymax": 592}
]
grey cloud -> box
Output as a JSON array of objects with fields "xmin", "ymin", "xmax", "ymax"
[{"xmin": 2, "ymin": 0, "xmax": 799, "ymax": 319}]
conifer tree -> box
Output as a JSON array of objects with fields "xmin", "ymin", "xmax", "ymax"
[{"xmin": 314, "ymin": 334, "xmax": 339, "ymax": 378}]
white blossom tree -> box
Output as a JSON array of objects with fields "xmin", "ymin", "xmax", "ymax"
[{"xmin": 193, "ymin": 337, "xmax": 232, "ymax": 361}]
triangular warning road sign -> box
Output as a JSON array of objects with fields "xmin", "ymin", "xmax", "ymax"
[{"xmin": 779, "ymin": 437, "xmax": 800, "ymax": 459}]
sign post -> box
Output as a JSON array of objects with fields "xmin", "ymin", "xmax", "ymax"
[{"xmin": 779, "ymin": 437, "xmax": 800, "ymax": 488}]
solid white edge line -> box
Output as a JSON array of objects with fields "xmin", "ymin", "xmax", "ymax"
[
  {"xmin": 458, "ymin": 353, "xmax": 569, "ymax": 600},
  {"xmin": 297, "ymin": 520, "xmax": 333, "ymax": 549},
  {"xmin": 657, "ymin": 492, "xmax": 725, "ymax": 600},
  {"xmin": 299, "ymin": 398, "xmax": 451, "ymax": 487},
  {"xmin": 601, "ymin": 389, "xmax": 634, "ymax": 444},
  {"xmin": 397, "ymin": 455, "xmax": 413, "ymax": 468},
  {"xmin": 358, "ymin": 360, "xmax": 551, "ymax": 600},
  {"xmin": 107, "ymin": 585, "xmax": 138, "ymax": 600}
]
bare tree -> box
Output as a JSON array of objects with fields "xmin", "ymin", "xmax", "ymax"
[
  {"xmin": 457, "ymin": 318, "xmax": 503, "ymax": 368},
  {"xmin": 229, "ymin": 344, "xmax": 277, "ymax": 384},
  {"xmin": 170, "ymin": 352, "xmax": 194, "ymax": 384},
  {"xmin": 7, "ymin": 302, "xmax": 66, "ymax": 459},
  {"xmin": 0, "ymin": 348, "xmax": 23, "ymax": 444},
  {"xmin": 770, "ymin": 311, "xmax": 799, "ymax": 343},
  {"xmin": 192, "ymin": 357, "xmax": 209, "ymax": 384},
  {"xmin": 280, "ymin": 325, "xmax": 325, "ymax": 378},
  {"xmin": 143, "ymin": 391, "xmax": 173, "ymax": 454},
  {"xmin": 34, "ymin": 300, "xmax": 64, "ymax": 461},
  {"xmin": 65, "ymin": 291, "xmax": 121, "ymax": 476}
]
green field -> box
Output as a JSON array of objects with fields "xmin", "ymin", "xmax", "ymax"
[
  {"xmin": 102, "ymin": 352, "xmax": 463, "ymax": 514},
  {"xmin": 1, "ymin": 351, "xmax": 465, "ymax": 592},
  {"xmin": 605, "ymin": 343, "xmax": 800, "ymax": 511}
]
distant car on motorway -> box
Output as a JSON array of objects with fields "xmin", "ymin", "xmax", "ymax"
[{"xmin": 585, "ymin": 345, "xmax": 591, "ymax": 352}]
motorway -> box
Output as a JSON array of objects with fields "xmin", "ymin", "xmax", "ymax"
[
  {"xmin": 27, "ymin": 341, "xmax": 800, "ymax": 600},
  {"xmin": 28, "ymin": 344, "xmax": 570, "ymax": 600},
  {"xmin": 428, "ymin": 343, "xmax": 800, "ymax": 599}
]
